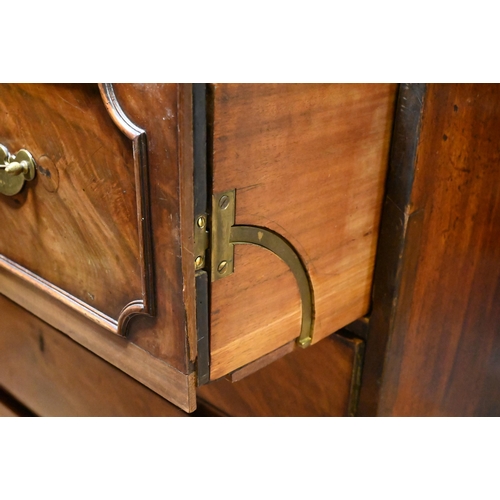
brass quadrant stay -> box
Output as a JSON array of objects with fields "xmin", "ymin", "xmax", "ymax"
[{"xmin": 211, "ymin": 189, "xmax": 314, "ymax": 348}]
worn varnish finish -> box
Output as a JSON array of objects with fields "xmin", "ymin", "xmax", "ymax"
[
  {"xmin": 197, "ymin": 331, "xmax": 364, "ymax": 417},
  {"xmin": 0, "ymin": 295, "xmax": 189, "ymax": 417},
  {"xmin": 359, "ymin": 84, "xmax": 500, "ymax": 416},
  {"xmin": 209, "ymin": 84, "xmax": 397, "ymax": 379},
  {"xmin": 0, "ymin": 84, "xmax": 197, "ymax": 411}
]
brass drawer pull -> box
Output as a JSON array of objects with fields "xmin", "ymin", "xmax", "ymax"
[{"xmin": 0, "ymin": 144, "xmax": 36, "ymax": 196}]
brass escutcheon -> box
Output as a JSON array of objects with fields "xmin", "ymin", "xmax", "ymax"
[{"xmin": 0, "ymin": 144, "xmax": 37, "ymax": 196}]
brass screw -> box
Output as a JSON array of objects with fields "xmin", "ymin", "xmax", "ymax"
[
  {"xmin": 197, "ymin": 216, "xmax": 206, "ymax": 228},
  {"xmin": 218, "ymin": 260, "xmax": 228, "ymax": 274},
  {"xmin": 195, "ymin": 256, "xmax": 204, "ymax": 269},
  {"xmin": 219, "ymin": 195, "xmax": 230, "ymax": 210}
]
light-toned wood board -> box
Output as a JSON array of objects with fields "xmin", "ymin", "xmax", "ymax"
[
  {"xmin": 198, "ymin": 333, "xmax": 360, "ymax": 417},
  {"xmin": 0, "ymin": 257, "xmax": 197, "ymax": 412},
  {"xmin": 210, "ymin": 84, "xmax": 397, "ymax": 378},
  {"xmin": 210, "ymin": 245, "xmax": 301, "ymax": 378},
  {"xmin": 227, "ymin": 341, "xmax": 295, "ymax": 382},
  {"xmin": 0, "ymin": 294, "xmax": 189, "ymax": 416},
  {"xmin": 0, "ymin": 83, "xmax": 141, "ymax": 319}
]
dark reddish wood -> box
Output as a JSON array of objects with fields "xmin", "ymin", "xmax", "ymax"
[
  {"xmin": 0, "ymin": 83, "xmax": 195, "ymax": 372},
  {"xmin": 113, "ymin": 84, "xmax": 196, "ymax": 371},
  {"xmin": 360, "ymin": 84, "xmax": 500, "ymax": 416},
  {"xmin": 357, "ymin": 83, "xmax": 427, "ymax": 415},
  {"xmin": 0, "ymin": 294, "xmax": 189, "ymax": 417},
  {"xmin": 197, "ymin": 332, "xmax": 364, "ymax": 417},
  {"xmin": 0, "ymin": 84, "xmax": 197, "ymax": 410},
  {"xmin": 0, "ymin": 84, "xmax": 142, "ymax": 321}
]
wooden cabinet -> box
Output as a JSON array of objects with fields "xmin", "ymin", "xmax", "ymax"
[
  {"xmin": 1, "ymin": 83, "xmax": 498, "ymax": 416},
  {"xmin": 0, "ymin": 83, "xmax": 395, "ymax": 414}
]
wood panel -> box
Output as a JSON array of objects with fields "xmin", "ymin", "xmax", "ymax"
[
  {"xmin": 360, "ymin": 84, "xmax": 500, "ymax": 416},
  {"xmin": 0, "ymin": 84, "xmax": 197, "ymax": 410},
  {"xmin": 0, "ymin": 84, "xmax": 141, "ymax": 320},
  {"xmin": 210, "ymin": 84, "xmax": 397, "ymax": 378},
  {"xmin": 197, "ymin": 332, "xmax": 364, "ymax": 417},
  {"xmin": 0, "ymin": 294, "xmax": 189, "ymax": 417},
  {"xmin": 114, "ymin": 84, "xmax": 197, "ymax": 370},
  {"xmin": 0, "ymin": 84, "xmax": 196, "ymax": 375}
]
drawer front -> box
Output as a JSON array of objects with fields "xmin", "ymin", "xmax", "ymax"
[
  {"xmin": 0, "ymin": 294, "xmax": 188, "ymax": 417},
  {"xmin": 0, "ymin": 84, "xmax": 145, "ymax": 322},
  {"xmin": 0, "ymin": 84, "xmax": 197, "ymax": 412},
  {"xmin": 208, "ymin": 84, "xmax": 397, "ymax": 379}
]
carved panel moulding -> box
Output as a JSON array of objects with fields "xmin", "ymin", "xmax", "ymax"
[{"xmin": 0, "ymin": 83, "xmax": 156, "ymax": 337}]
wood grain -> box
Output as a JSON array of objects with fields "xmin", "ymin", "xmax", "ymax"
[
  {"xmin": 357, "ymin": 83, "xmax": 426, "ymax": 415},
  {"xmin": 360, "ymin": 84, "xmax": 500, "ymax": 416},
  {"xmin": 197, "ymin": 331, "xmax": 363, "ymax": 417},
  {"xmin": 0, "ymin": 84, "xmax": 197, "ymax": 375},
  {"xmin": 0, "ymin": 84, "xmax": 142, "ymax": 320},
  {"xmin": 0, "ymin": 263, "xmax": 196, "ymax": 412},
  {"xmin": 0, "ymin": 294, "xmax": 189, "ymax": 416},
  {"xmin": 226, "ymin": 341, "xmax": 295, "ymax": 382},
  {"xmin": 0, "ymin": 84, "xmax": 198, "ymax": 410},
  {"xmin": 113, "ymin": 84, "xmax": 196, "ymax": 372},
  {"xmin": 210, "ymin": 84, "xmax": 397, "ymax": 378}
]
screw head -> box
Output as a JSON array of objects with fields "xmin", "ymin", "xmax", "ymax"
[
  {"xmin": 219, "ymin": 195, "xmax": 230, "ymax": 210},
  {"xmin": 217, "ymin": 260, "xmax": 228, "ymax": 273},
  {"xmin": 195, "ymin": 256, "xmax": 204, "ymax": 269},
  {"xmin": 197, "ymin": 216, "xmax": 206, "ymax": 228}
]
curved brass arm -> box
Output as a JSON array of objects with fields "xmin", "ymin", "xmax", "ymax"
[
  {"xmin": 211, "ymin": 190, "xmax": 314, "ymax": 347},
  {"xmin": 230, "ymin": 225, "xmax": 314, "ymax": 347}
]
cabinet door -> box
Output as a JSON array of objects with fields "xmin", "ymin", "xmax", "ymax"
[{"xmin": 0, "ymin": 84, "xmax": 197, "ymax": 412}]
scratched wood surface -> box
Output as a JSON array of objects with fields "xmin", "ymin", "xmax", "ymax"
[
  {"xmin": 210, "ymin": 84, "xmax": 397, "ymax": 378},
  {"xmin": 197, "ymin": 332, "xmax": 363, "ymax": 417},
  {"xmin": 0, "ymin": 294, "xmax": 189, "ymax": 417},
  {"xmin": 366, "ymin": 84, "xmax": 500, "ymax": 416},
  {"xmin": 0, "ymin": 84, "xmax": 196, "ymax": 381}
]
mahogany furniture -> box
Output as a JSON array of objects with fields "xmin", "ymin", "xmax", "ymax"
[{"xmin": 1, "ymin": 83, "xmax": 499, "ymax": 417}]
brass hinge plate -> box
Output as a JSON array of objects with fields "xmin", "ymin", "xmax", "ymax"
[
  {"xmin": 194, "ymin": 214, "xmax": 209, "ymax": 271},
  {"xmin": 211, "ymin": 190, "xmax": 235, "ymax": 280}
]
